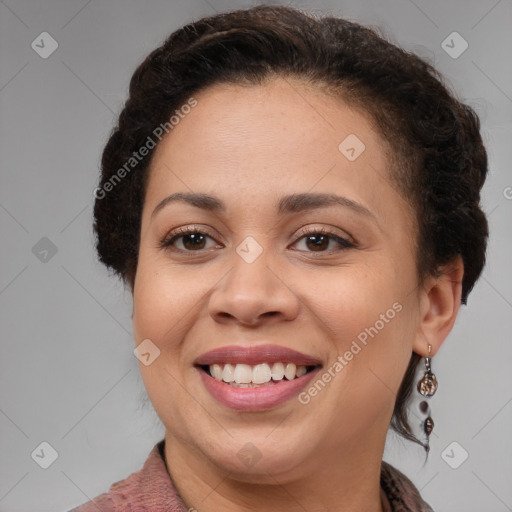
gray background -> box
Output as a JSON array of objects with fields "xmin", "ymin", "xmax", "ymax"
[{"xmin": 0, "ymin": 0, "xmax": 511, "ymax": 511}]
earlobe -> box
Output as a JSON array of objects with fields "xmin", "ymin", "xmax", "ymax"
[{"xmin": 413, "ymin": 256, "xmax": 464, "ymax": 357}]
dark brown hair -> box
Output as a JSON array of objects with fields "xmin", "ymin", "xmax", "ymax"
[{"xmin": 93, "ymin": 5, "xmax": 488, "ymax": 448}]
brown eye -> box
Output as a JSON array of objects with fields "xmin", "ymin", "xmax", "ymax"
[
  {"xmin": 293, "ymin": 230, "xmax": 354, "ymax": 253},
  {"xmin": 160, "ymin": 228, "xmax": 219, "ymax": 252},
  {"xmin": 304, "ymin": 234, "xmax": 330, "ymax": 251},
  {"xmin": 181, "ymin": 233, "xmax": 207, "ymax": 250}
]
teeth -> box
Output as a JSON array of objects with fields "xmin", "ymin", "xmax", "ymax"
[
  {"xmin": 222, "ymin": 363, "xmax": 235, "ymax": 383},
  {"xmin": 211, "ymin": 363, "xmax": 223, "ymax": 380},
  {"xmin": 271, "ymin": 362, "xmax": 285, "ymax": 380},
  {"xmin": 253, "ymin": 363, "xmax": 272, "ymax": 384},
  {"xmin": 209, "ymin": 362, "xmax": 309, "ymax": 384},
  {"xmin": 229, "ymin": 381, "xmax": 276, "ymax": 388},
  {"xmin": 233, "ymin": 364, "xmax": 252, "ymax": 384},
  {"xmin": 296, "ymin": 365, "xmax": 307, "ymax": 378},
  {"xmin": 284, "ymin": 363, "xmax": 296, "ymax": 380}
]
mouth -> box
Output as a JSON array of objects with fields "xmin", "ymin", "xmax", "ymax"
[
  {"xmin": 194, "ymin": 344, "xmax": 322, "ymax": 410},
  {"xmin": 199, "ymin": 362, "xmax": 319, "ymax": 387}
]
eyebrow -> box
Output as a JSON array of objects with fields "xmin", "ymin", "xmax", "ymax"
[{"xmin": 151, "ymin": 192, "xmax": 376, "ymax": 220}]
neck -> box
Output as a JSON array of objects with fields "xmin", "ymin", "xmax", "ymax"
[{"xmin": 163, "ymin": 433, "xmax": 388, "ymax": 512}]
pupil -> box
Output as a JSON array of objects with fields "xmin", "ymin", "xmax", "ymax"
[
  {"xmin": 307, "ymin": 235, "xmax": 328, "ymax": 251},
  {"xmin": 184, "ymin": 233, "xmax": 205, "ymax": 250}
]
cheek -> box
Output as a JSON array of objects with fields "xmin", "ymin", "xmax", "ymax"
[
  {"xmin": 310, "ymin": 261, "xmax": 417, "ymax": 394},
  {"xmin": 131, "ymin": 259, "xmax": 206, "ymax": 434},
  {"xmin": 132, "ymin": 259, "xmax": 205, "ymax": 347},
  {"xmin": 313, "ymin": 262, "xmax": 404, "ymax": 333},
  {"xmin": 274, "ymin": 262, "xmax": 419, "ymax": 453}
]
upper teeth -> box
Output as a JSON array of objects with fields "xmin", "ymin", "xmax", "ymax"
[{"xmin": 209, "ymin": 363, "xmax": 308, "ymax": 384}]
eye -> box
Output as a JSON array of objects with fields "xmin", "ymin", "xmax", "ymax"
[
  {"xmin": 291, "ymin": 228, "xmax": 355, "ymax": 252},
  {"xmin": 160, "ymin": 226, "xmax": 355, "ymax": 254},
  {"xmin": 160, "ymin": 226, "xmax": 222, "ymax": 252}
]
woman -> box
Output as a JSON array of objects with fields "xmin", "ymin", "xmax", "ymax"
[{"xmin": 73, "ymin": 5, "xmax": 488, "ymax": 511}]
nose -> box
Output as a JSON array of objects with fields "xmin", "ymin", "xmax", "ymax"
[{"xmin": 208, "ymin": 248, "xmax": 300, "ymax": 327}]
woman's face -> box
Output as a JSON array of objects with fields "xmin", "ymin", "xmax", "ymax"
[{"xmin": 133, "ymin": 77, "xmax": 424, "ymax": 479}]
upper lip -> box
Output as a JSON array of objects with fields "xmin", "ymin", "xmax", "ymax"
[{"xmin": 194, "ymin": 344, "xmax": 322, "ymax": 366}]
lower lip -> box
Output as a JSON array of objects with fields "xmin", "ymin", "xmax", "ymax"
[{"xmin": 198, "ymin": 368, "xmax": 320, "ymax": 411}]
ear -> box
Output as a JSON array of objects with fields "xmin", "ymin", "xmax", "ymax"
[{"xmin": 413, "ymin": 256, "xmax": 464, "ymax": 357}]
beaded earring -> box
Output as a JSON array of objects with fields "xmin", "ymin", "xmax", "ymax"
[{"xmin": 417, "ymin": 344, "xmax": 437, "ymax": 452}]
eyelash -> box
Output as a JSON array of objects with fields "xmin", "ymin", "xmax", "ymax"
[{"xmin": 159, "ymin": 225, "xmax": 355, "ymax": 254}]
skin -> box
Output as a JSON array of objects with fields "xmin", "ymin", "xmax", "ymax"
[{"xmin": 132, "ymin": 77, "xmax": 463, "ymax": 512}]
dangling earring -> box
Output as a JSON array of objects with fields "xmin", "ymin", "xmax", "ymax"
[{"xmin": 417, "ymin": 344, "xmax": 437, "ymax": 452}]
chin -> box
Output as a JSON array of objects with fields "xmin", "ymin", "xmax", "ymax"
[{"xmin": 195, "ymin": 433, "xmax": 315, "ymax": 481}]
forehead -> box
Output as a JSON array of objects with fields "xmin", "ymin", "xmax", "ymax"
[
  {"xmin": 145, "ymin": 77, "xmax": 409, "ymax": 224},
  {"xmin": 161, "ymin": 79, "xmax": 380, "ymax": 159}
]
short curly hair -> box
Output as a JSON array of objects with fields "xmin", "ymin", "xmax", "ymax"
[{"xmin": 93, "ymin": 6, "xmax": 489, "ymax": 448}]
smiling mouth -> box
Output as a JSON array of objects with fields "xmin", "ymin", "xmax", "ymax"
[{"xmin": 199, "ymin": 362, "xmax": 320, "ymax": 388}]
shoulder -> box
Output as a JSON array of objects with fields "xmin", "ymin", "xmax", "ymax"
[
  {"xmin": 67, "ymin": 440, "xmax": 187, "ymax": 512},
  {"xmin": 68, "ymin": 492, "xmax": 114, "ymax": 512},
  {"xmin": 381, "ymin": 461, "xmax": 435, "ymax": 512}
]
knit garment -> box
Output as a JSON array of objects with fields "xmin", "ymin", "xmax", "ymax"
[{"xmin": 69, "ymin": 440, "xmax": 434, "ymax": 512}]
